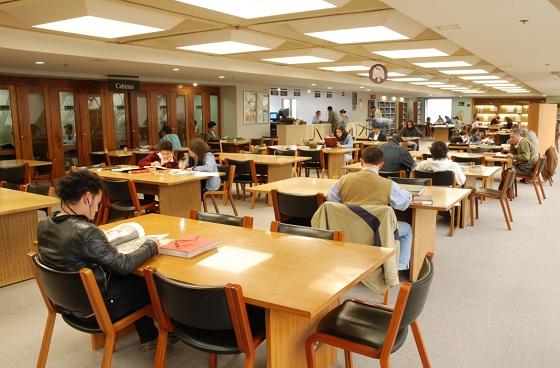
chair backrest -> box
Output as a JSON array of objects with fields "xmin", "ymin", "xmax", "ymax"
[
  {"xmin": 275, "ymin": 149, "xmax": 296, "ymax": 157},
  {"xmin": 389, "ymin": 177, "xmax": 432, "ymax": 186},
  {"xmin": 100, "ymin": 178, "xmax": 133, "ymax": 202},
  {"xmin": 298, "ymin": 149, "xmax": 324, "ymax": 167},
  {"xmin": 454, "ymin": 156, "xmax": 484, "ymax": 165},
  {"xmin": 262, "ymin": 137, "xmax": 274, "ymax": 146},
  {"xmin": 35, "ymin": 161, "xmax": 54, "ymax": 177},
  {"xmin": 216, "ymin": 164, "xmax": 235, "ymax": 190},
  {"xmin": 498, "ymin": 168, "xmax": 516, "ymax": 194},
  {"xmin": 151, "ymin": 271, "xmax": 234, "ymax": 330},
  {"xmin": 379, "ymin": 170, "xmax": 405, "ymax": 178},
  {"xmin": 1, "ymin": 181, "xmax": 24, "ymax": 190},
  {"xmin": 448, "ymin": 144, "xmax": 469, "ymax": 151},
  {"xmin": 90, "ymin": 152, "xmax": 108, "ymax": 165},
  {"xmin": 250, "ymin": 138, "xmax": 263, "ymax": 146},
  {"xmin": 536, "ymin": 156, "xmax": 547, "ymax": 175},
  {"xmin": 271, "ymin": 189, "xmax": 325, "ymax": 226},
  {"xmin": 270, "ymin": 221, "xmax": 344, "ymax": 241},
  {"xmin": 225, "ymin": 159, "xmax": 254, "ymax": 178},
  {"xmin": 26, "ymin": 184, "xmax": 53, "ymax": 196},
  {"xmin": 0, "ymin": 163, "xmax": 29, "ymax": 184},
  {"xmin": 400, "ymin": 256, "xmax": 434, "ymax": 326},
  {"xmin": 29, "ymin": 254, "xmax": 93, "ymax": 316},
  {"xmin": 413, "ymin": 170, "xmax": 455, "ymax": 187},
  {"xmin": 189, "ymin": 209, "xmax": 253, "ymax": 228},
  {"xmin": 421, "ymin": 153, "xmax": 432, "ymax": 160}
]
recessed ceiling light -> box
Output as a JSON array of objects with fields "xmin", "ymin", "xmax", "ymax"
[
  {"xmin": 307, "ymin": 90, "xmax": 311, "ymax": 93},
  {"xmin": 435, "ymin": 85, "xmax": 458, "ymax": 88},
  {"xmin": 34, "ymin": 61, "xmax": 46, "ymax": 65},
  {"xmin": 388, "ymin": 77, "xmax": 427, "ymax": 82},
  {"xmin": 410, "ymin": 81, "xmax": 444, "ymax": 85},
  {"xmin": 327, "ymin": 87, "xmax": 332, "ymax": 89},
  {"xmin": 372, "ymin": 48, "xmax": 448, "ymax": 59},
  {"xmin": 445, "ymin": 87, "xmax": 470, "ymax": 90},
  {"xmin": 387, "ymin": 72, "xmax": 405, "ymax": 77},
  {"xmin": 172, "ymin": 68, "xmax": 180, "ymax": 71},
  {"xmin": 262, "ymin": 56, "xmax": 334, "ymax": 64},
  {"xmin": 440, "ymin": 69, "xmax": 489, "ymax": 75},
  {"xmin": 319, "ymin": 65, "xmax": 370, "ymax": 72},
  {"xmin": 34, "ymin": 16, "xmax": 163, "ymax": 38},
  {"xmin": 462, "ymin": 90, "xmax": 485, "ymax": 93},
  {"xmin": 174, "ymin": 0, "xmax": 335, "ymax": 19},
  {"xmin": 218, "ymin": 75, "xmax": 225, "ymax": 79},
  {"xmin": 359, "ymin": 86, "xmax": 364, "ymax": 89},
  {"xmin": 366, "ymin": 89, "xmax": 371, "ymax": 91},
  {"xmin": 178, "ymin": 41, "xmax": 269, "ymax": 54},
  {"xmin": 193, "ymin": 82, "xmax": 198, "ymax": 87},
  {"xmin": 474, "ymin": 80, "xmax": 509, "ymax": 84},
  {"xmin": 311, "ymin": 83, "xmax": 317, "ymax": 86},
  {"xmin": 460, "ymin": 75, "xmax": 500, "ymax": 80},
  {"xmin": 305, "ymin": 26, "xmax": 408, "ymax": 44},
  {"xmin": 413, "ymin": 61, "xmax": 471, "ymax": 68},
  {"xmin": 485, "ymin": 83, "xmax": 516, "ymax": 87}
]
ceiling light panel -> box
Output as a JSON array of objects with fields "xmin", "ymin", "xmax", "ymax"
[
  {"xmin": 473, "ymin": 80, "xmax": 509, "ymax": 84},
  {"xmin": 175, "ymin": 0, "xmax": 337, "ymax": 19},
  {"xmin": 173, "ymin": 29, "xmax": 284, "ymax": 55},
  {"xmin": 485, "ymin": 83, "xmax": 517, "ymax": 87},
  {"xmin": 413, "ymin": 61, "xmax": 471, "ymax": 68},
  {"xmin": 440, "ymin": 69, "xmax": 489, "ymax": 75},
  {"xmin": 373, "ymin": 48, "xmax": 448, "ymax": 59},
  {"xmin": 358, "ymin": 72, "xmax": 408, "ymax": 77},
  {"xmin": 319, "ymin": 65, "xmax": 370, "ymax": 72},
  {"xmin": 388, "ymin": 77, "xmax": 428, "ymax": 82},
  {"xmin": 263, "ymin": 56, "xmax": 334, "ymax": 64},
  {"xmin": 460, "ymin": 75, "xmax": 500, "ymax": 80},
  {"xmin": 410, "ymin": 81, "xmax": 445, "ymax": 85},
  {"xmin": 179, "ymin": 41, "xmax": 269, "ymax": 54},
  {"xmin": 306, "ymin": 26, "xmax": 408, "ymax": 44}
]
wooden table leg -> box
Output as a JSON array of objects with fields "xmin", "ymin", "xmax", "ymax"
[
  {"xmin": 266, "ymin": 304, "xmax": 337, "ymax": 368},
  {"xmin": 157, "ymin": 181, "xmax": 201, "ymax": 217},
  {"xmin": 0, "ymin": 210, "xmax": 38, "ymax": 286},
  {"xmin": 327, "ymin": 154, "xmax": 344, "ymax": 178},
  {"xmin": 410, "ymin": 209, "xmax": 436, "ymax": 281}
]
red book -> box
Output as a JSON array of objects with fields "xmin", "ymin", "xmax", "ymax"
[{"xmin": 158, "ymin": 235, "xmax": 218, "ymax": 258}]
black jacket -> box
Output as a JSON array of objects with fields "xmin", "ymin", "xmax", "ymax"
[
  {"xmin": 38, "ymin": 213, "xmax": 157, "ymax": 296},
  {"xmin": 379, "ymin": 141, "xmax": 416, "ymax": 172},
  {"xmin": 368, "ymin": 131, "xmax": 387, "ymax": 141}
]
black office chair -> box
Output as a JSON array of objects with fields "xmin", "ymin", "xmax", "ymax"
[
  {"xmin": 271, "ymin": 189, "xmax": 325, "ymax": 227},
  {"xmin": 297, "ymin": 149, "xmax": 325, "ymax": 178},
  {"xmin": 99, "ymin": 178, "xmax": 158, "ymax": 224},
  {"xmin": 225, "ymin": 159, "xmax": 265, "ymax": 202},
  {"xmin": 270, "ymin": 221, "xmax": 344, "ymax": 241},
  {"xmin": 390, "ymin": 177, "xmax": 432, "ymax": 186},
  {"xmin": 144, "ymin": 268, "xmax": 266, "ymax": 368},
  {"xmin": 0, "ymin": 163, "xmax": 29, "ymax": 185},
  {"xmin": 28, "ymin": 253, "xmax": 153, "ymax": 368},
  {"xmin": 306, "ymin": 255, "xmax": 434, "ymax": 368},
  {"xmin": 189, "ymin": 209, "xmax": 253, "ymax": 228}
]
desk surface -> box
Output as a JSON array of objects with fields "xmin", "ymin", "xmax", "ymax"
[
  {"xmin": 101, "ymin": 214, "xmax": 394, "ymax": 317},
  {"xmin": 220, "ymin": 153, "xmax": 309, "ymax": 165},
  {"xmin": 0, "ymin": 188, "xmax": 58, "ymax": 215},
  {"xmin": 461, "ymin": 165, "xmax": 500, "ymax": 177},
  {"xmin": 0, "ymin": 159, "xmax": 52, "ymax": 168},
  {"xmin": 269, "ymin": 145, "xmax": 357, "ymax": 154},
  {"xmin": 220, "ymin": 139, "xmax": 251, "ymax": 145},
  {"xmin": 90, "ymin": 168, "xmax": 208, "ymax": 185}
]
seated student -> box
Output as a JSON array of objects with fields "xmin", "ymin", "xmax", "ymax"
[
  {"xmin": 204, "ymin": 121, "xmax": 219, "ymax": 142},
  {"xmin": 505, "ymin": 117, "xmax": 514, "ymax": 129},
  {"xmin": 469, "ymin": 127, "xmax": 482, "ymax": 144},
  {"xmin": 335, "ymin": 126, "xmax": 354, "ymax": 162},
  {"xmin": 379, "ymin": 135, "xmax": 415, "ymax": 173},
  {"xmin": 444, "ymin": 115, "xmax": 453, "ymax": 125},
  {"xmin": 185, "ymin": 138, "xmax": 220, "ymax": 195},
  {"xmin": 159, "ymin": 125, "xmax": 182, "ymax": 151},
  {"xmin": 508, "ymin": 128, "xmax": 538, "ymax": 176},
  {"xmin": 435, "ymin": 115, "xmax": 445, "ymax": 124},
  {"xmin": 326, "ymin": 147, "xmax": 412, "ymax": 270},
  {"xmin": 415, "ymin": 141, "xmax": 466, "ymax": 185},
  {"xmin": 368, "ymin": 122, "xmax": 387, "ymax": 141},
  {"xmin": 138, "ymin": 140, "xmax": 178, "ymax": 169},
  {"xmin": 37, "ymin": 170, "xmax": 159, "ymax": 348},
  {"xmin": 399, "ymin": 120, "xmax": 423, "ymax": 150}
]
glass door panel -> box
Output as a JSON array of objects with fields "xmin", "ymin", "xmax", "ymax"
[
  {"xmin": 0, "ymin": 89, "xmax": 15, "ymax": 160},
  {"xmin": 88, "ymin": 94, "xmax": 103, "ymax": 152},
  {"xmin": 59, "ymin": 91, "xmax": 78, "ymax": 169},
  {"xmin": 113, "ymin": 93, "xmax": 127, "ymax": 148},
  {"xmin": 194, "ymin": 94, "xmax": 202, "ymax": 136},
  {"xmin": 137, "ymin": 93, "xmax": 148, "ymax": 146},
  {"xmin": 28, "ymin": 89, "xmax": 49, "ymax": 160},
  {"xmin": 156, "ymin": 94, "xmax": 168, "ymax": 134},
  {"xmin": 176, "ymin": 95, "xmax": 186, "ymax": 145}
]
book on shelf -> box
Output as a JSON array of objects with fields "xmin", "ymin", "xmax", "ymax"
[
  {"xmin": 412, "ymin": 195, "xmax": 433, "ymax": 205},
  {"xmin": 104, "ymin": 222, "xmax": 169, "ymax": 254},
  {"xmin": 158, "ymin": 235, "xmax": 218, "ymax": 258}
]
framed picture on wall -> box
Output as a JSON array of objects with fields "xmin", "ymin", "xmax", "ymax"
[
  {"xmin": 257, "ymin": 93, "xmax": 269, "ymax": 124},
  {"xmin": 243, "ymin": 91, "xmax": 257, "ymax": 125}
]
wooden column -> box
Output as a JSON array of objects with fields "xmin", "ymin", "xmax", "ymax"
[{"xmin": 528, "ymin": 103, "xmax": 557, "ymax": 155}]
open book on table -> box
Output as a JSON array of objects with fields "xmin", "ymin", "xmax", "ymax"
[{"xmin": 104, "ymin": 222, "xmax": 170, "ymax": 254}]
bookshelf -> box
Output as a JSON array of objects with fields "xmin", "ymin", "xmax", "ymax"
[
  {"xmin": 378, "ymin": 101, "xmax": 396, "ymax": 120},
  {"xmin": 473, "ymin": 98, "xmax": 545, "ymax": 127}
]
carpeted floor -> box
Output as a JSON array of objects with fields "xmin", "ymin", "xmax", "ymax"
[{"xmin": 1, "ymin": 155, "xmax": 558, "ymax": 368}]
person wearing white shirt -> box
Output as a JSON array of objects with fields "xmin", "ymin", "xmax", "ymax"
[{"xmin": 415, "ymin": 141, "xmax": 466, "ymax": 185}]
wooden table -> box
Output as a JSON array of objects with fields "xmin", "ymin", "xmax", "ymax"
[
  {"xmin": 91, "ymin": 168, "xmax": 209, "ymax": 217},
  {"xmin": 432, "ymin": 125, "xmax": 455, "ymax": 141},
  {"xmin": 220, "ymin": 139, "xmax": 251, "ymax": 153},
  {"xmin": 0, "ymin": 188, "xmax": 59, "ymax": 286},
  {"xmin": 219, "ymin": 153, "xmax": 309, "ymax": 183},
  {"xmin": 102, "ymin": 214, "xmax": 394, "ymax": 368},
  {"xmin": 461, "ymin": 165, "xmax": 500, "ymax": 189},
  {"xmin": 357, "ymin": 140, "xmax": 387, "ymax": 147},
  {"xmin": 0, "ymin": 159, "xmax": 53, "ymax": 169},
  {"xmin": 246, "ymin": 177, "xmax": 470, "ymax": 280}
]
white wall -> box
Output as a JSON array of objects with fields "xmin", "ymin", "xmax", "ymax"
[
  {"xmin": 270, "ymin": 89, "xmax": 355, "ymax": 123},
  {"xmin": 452, "ymin": 97, "xmax": 473, "ymax": 122},
  {"xmin": 235, "ymin": 84, "xmax": 271, "ymax": 138},
  {"xmin": 220, "ymin": 86, "xmax": 237, "ymax": 137}
]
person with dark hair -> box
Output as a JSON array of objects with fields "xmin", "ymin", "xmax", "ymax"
[
  {"xmin": 378, "ymin": 135, "xmax": 415, "ymax": 173},
  {"xmin": 368, "ymin": 122, "xmax": 387, "ymax": 141},
  {"xmin": 186, "ymin": 138, "xmax": 220, "ymax": 194},
  {"xmin": 469, "ymin": 127, "xmax": 482, "ymax": 144},
  {"xmin": 159, "ymin": 125, "xmax": 182, "ymax": 151},
  {"xmin": 399, "ymin": 120, "xmax": 423, "ymax": 150},
  {"xmin": 339, "ymin": 109, "xmax": 349, "ymax": 129},
  {"xmin": 311, "ymin": 110, "xmax": 322, "ymax": 124},
  {"xmin": 327, "ymin": 106, "xmax": 339, "ymax": 133},
  {"xmin": 505, "ymin": 117, "xmax": 514, "ymax": 129},
  {"xmin": 415, "ymin": 141, "xmax": 466, "ymax": 185},
  {"xmin": 335, "ymin": 126, "xmax": 354, "ymax": 162},
  {"xmin": 204, "ymin": 121, "xmax": 219, "ymax": 142},
  {"xmin": 138, "ymin": 140, "xmax": 178, "ymax": 169},
  {"xmin": 37, "ymin": 170, "xmax": 160, "ymax": 348},
  {"xmin": 490, "ymin": 116, "xmax": 500, "ymax": 125},
  {"xmin": 326, "ymin": 146, "xmax": 413, "ymax": 270}
]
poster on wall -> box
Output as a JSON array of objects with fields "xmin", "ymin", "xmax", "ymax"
[
  {"xmin": 243, "ymin": 91, "xmax": 257, "ymax": 125},
  {"xmin": 257, "ymin": 93, "xmax": 269, "ymax": 124}
]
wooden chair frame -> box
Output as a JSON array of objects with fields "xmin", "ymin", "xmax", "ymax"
[
  {"xmin": 470, "ymin": 169, "xmax": 514, "ymax": 230},
  {"xmin": 143, "ymin": 268, "xmax": 265, "ymax": 368},
  {"xmin": 224, "ymin": 159, "xmax": 261, "ymax": 202},
  {"xmin": 270, "ymin": 189, "xmax": 325, "ymax": 223},
  {"xmin": 514, "ymin": 157, "xmax": 546, "ymax": 204},
  {"xmin": 99, "ymin": 179, "xmax": 158, "ymax": 225},
  {"xmin": 28, "ymin": 252, "xmax": 152, "ymax": 368},
  {"xmin": 270, "ymin": 220, "xmax": 344, "ymax": 241},
  {"xmin": 203, "ymin": 165, "xmax": 239, "ymax": 216},
  {"xmin": 189, "ymin": 209, "xmax": 253, "ymax": 228},
  {"xmin": 32, "ymin": 159, "xmax": 56, "ymax": 186}
]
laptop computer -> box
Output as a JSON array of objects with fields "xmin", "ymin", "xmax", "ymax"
[{"xmin": 324, "ymin": 136, "xmax": 338, "ymax": 148}]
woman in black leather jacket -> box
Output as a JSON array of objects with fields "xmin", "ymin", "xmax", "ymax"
[{"xmin": 37, "ymin": 170, "xmax": 159, "ymax": 346}]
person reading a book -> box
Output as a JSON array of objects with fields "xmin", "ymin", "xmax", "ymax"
[
  {"xmin": 185, "ymin": 138, "xmax": 220, "ymax": 195},
  {"xmin": 415, "ymin": 141, "xmax": 466, "ymax": 185},
  {"xmin": 138, "ymin": 140, "xmax": 178, "ymax": 169},
  {"xmin": 326, "ymin": 147, "xmax": 413, "ymax": 270},
  {"xmin": 36, "ymin": 170, "xmax": 161, "ymax": 349}
]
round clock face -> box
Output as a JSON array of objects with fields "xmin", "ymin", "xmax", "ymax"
[{"xmin": 369, "ymin": 64, "xmax": 388, "ymax": 84}]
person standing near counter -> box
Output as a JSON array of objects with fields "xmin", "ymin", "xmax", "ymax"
[
  {"xmin": 327, "ymin": 106, "xmax": 340, "ymax": 133},
  {"xmin": 339, "ymin": 109, "xmax": 349, "ymax": 129}
]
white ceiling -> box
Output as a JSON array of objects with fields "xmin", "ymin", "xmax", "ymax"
[{"xmin": 0, "ymin": 0, "xmax": 555, "ymax": 97}]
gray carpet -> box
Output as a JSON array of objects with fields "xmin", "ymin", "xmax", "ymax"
[{"xmin": 2, "ymin": 162, "xmax": 558, "ymax": 367}]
